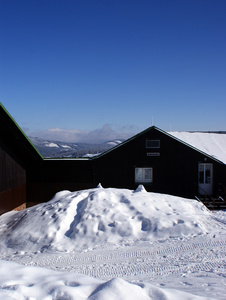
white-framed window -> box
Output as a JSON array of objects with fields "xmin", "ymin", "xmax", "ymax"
[
  {"xmin": 146, "ymin": 139, "xmax": 160, "ymax": 148},
  {"xmin": 135, "ymin": 168, "xmax": 153, "ymax": 183}
]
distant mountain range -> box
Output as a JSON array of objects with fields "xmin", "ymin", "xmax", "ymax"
[{"xmin": 29, "ymin": 136, "xmax": 124, "ymax": 158}]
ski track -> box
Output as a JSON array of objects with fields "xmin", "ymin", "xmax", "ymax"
[{"xmin": 2, "ymin": 236, "xmax": 225, "ymax": 282}]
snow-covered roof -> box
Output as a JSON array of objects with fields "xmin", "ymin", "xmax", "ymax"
[{"xmin": 169, "ymin": 131, "xmax": 226, "ymax": 164}]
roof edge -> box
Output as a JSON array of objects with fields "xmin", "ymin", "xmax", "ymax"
[
  {"xmin": 93, "ymin": 125, "xmax": 225, "ymax": 165},
  {"xmin": 0, "ymin": 103, "xmax": 43, "ymax": 159},
  {"xmin": 161, "ymin": 128, "xmax": 225, "ymax": 165},
  {"xmin": 92, "ymin": 126, "xmax": 158, "ymax": 159}
]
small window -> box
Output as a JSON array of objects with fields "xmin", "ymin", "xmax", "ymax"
[
  {"xmin": 135, "ymin": 168, "xmax": 153, "ymax": 183},
  {"xmin": 146, "ymin": 139, "xmax": 160, "ymax": 148}
]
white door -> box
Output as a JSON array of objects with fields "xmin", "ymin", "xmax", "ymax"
[{"xmin": 198, "ymin": 163, "xmax": 213, "ymax": 195}]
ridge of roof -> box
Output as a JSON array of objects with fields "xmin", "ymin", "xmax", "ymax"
[
  {"xmin": 0, "ymin": 103, "xmax": 43, "ymax": 159},
  {"xmin": 188, "ymin": 131, "xmax": 226, "ymax": 134},
  {"xmin": 92, "ymin": 126, "xmax": 158, "ymax": 159},
  {"xmin": 1, "ymin": 103, "xmax": 225, "ymax": 165},
  {"xmin": 93, "ymin": 126, "xmax": 225, "ymax": 165}
]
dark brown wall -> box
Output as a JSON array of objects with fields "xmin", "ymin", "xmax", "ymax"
[
  {"xmin": 0, "ymin": 104, "xmax": 44, "ymax": 209},
  {"xmin": 213, "ymin": 163, "xmax": 226, "ymax": 197},
  {"xmin": 40, "ymin": 159, "xmax": 95, "ymax": 202},
  {"xmin": 93, "ymin": 128, "xmax": 225, "ymax": 199},
  {"xmin": 0, "ymin": 149, "xmax": 26, "ymax": 191},
  {"xmin": 0, "ymin": 149, "xmax": 26, "ymax": 214}
]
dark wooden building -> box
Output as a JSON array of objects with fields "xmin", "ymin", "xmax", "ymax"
[
  {"xmin": 0, "ymin": 104, "xmax": 95, "ymax": 213},
  {"xmin": 1, "ymin": 103, "xmax": 226, "ymax": 214},
  {"xmin": 92, "ymin": 127, "xmax": 226, "ymax": 206},
  {"xmin": 0, "ymin": 103, "xmax": 43, "ymax": 214},
  {"xmin": 42, "ymin": 158, "xmax": 94, "ymax": 202}
]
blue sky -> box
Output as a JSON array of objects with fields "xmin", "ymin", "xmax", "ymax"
[{"xmin": 1, "ymin": 0, "xmax": 226, "ymax": 143}]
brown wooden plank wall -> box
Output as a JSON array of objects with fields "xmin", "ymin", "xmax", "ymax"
[{"xmin": 0, "ymin": 149, "xmax": 26, "ymax": 214}]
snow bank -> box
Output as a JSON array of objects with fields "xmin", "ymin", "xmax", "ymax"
[
  {"xmin": 0, "ymin": 186, "xmax": 225, "ymax": 299},
  {"xmin": 0, "ymin": 259, "xmax": 213, "ymax": 300},
  {"xmin": 0, "ymin": 185, "xmax": 215, "ymax": 254}
]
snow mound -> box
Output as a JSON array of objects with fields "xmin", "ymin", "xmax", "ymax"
[
  {"xmin": 134, "ymin": 184, "xmax": 147, "ymax": 193},
  {"xmin": 0, "ymin": 260, "xmax": 214, "ymax": 300},
  {"xmin": 0, "ymin": 187, "xmax": 216, "ymax": 253}
]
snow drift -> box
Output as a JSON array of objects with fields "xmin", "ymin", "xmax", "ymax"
[
  {"xmin": 0, "ymin": 259, "xmax": 214, "ymax": 300},
  {"xmin": 0, "ymin": 186, "xmax": 225, "ymax": 300},
  {"xmin": 0, "ymin": 185, "xmax": 216, "ymax": 254}
]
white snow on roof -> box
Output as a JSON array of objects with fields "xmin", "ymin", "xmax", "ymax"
[{"xmin": 169, "ymin": 131, "xmax": 226, "ymax": 164}]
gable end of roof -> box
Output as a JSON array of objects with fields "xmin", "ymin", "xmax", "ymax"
[{"xmin": 0, "ymin": 103, "xmax": 43, "ymax": 159}]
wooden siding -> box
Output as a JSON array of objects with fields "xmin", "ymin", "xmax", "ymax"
[
  {"xmin": 39, "ymin": 159, "xmax": 95, "ymax": 202},
  {"xmin": 0, "ymin": 184, "xmax": 26, "ymax": 215},
  {"xmin": 93, "ymin": 128, "xmax": 225, "ymax": 199},
  {"xmin": 0, "ymin": 149, "xmax": 26, "ymax": 214},
  {"xmin": 0, "ymin": 149, "xmax": 26, "ymax": 191},
  {"xmin": 0, "ymin": 104, "xmax": 43, "ymax": 212}
]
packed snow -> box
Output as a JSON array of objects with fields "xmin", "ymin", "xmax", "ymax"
[
  {"xmin": 170, "ymin": 131, "xmax": 226, "ymax": 164},
  {"xmin": 0, "ymin": 185, "xmax": 225, "ymax": 299}
]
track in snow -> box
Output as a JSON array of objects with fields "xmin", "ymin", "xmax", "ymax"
[{"xmin": 6, "ymin": 236, "xmax": 226, "ymax": 282}]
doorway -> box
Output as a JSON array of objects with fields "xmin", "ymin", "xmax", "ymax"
[{"xmin": 198, "ymin": 163, "xmax": 213, "ymax": 195}]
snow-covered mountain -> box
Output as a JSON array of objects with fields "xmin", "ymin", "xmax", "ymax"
[{"xmin": 29, "ymin": 136, "xmax": 123, "ymax": 158}]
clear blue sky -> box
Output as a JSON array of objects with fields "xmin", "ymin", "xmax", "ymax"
[{"xmin": 1, "ymin": 0, "xmax": 226, "ymax": 142}]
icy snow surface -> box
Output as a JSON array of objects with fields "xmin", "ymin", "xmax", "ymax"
[
  {"xmin": 170, "ymin": 131, "xmax": 226, "ymax": 164},
  {"xmin": 0, "ymin": 186, "xmax": 225, "ymax": 299}
]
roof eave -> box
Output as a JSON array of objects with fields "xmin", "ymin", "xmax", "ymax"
[
  {"xmin": 93, "ymin": 125, "xmax": 225, "ymax": 165},
  {"xmin": 0, "ymin": 103, "xmax": 44, "ymax": 159}
]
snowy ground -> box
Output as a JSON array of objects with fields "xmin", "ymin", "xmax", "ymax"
[{"xmin": 0, "ymin": 185, "xmax": 225, "ymax": 299}]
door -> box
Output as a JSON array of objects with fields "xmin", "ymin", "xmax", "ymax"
[{"xmin": 198, "ymin": 163, "xmax": 213, "ymax": 195}]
